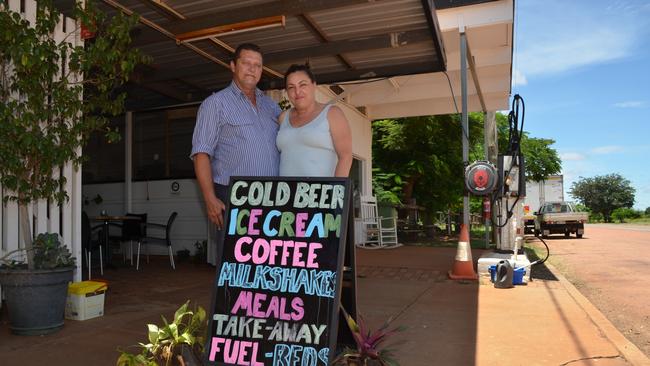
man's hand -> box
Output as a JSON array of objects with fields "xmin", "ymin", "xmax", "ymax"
[
  {"xmin": 193, "ymin": 153, "xmax": 226, "ymax": 228},
  {"xmin": 205, "ymin": 195, "xmax": 226, "ymax": 229}
]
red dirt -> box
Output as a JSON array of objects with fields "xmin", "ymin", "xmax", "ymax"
[{"xmin": 528, "ymin": 224, "xmax": 650, "ymax": 358}]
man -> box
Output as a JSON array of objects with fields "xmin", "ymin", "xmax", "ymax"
[{"xmin": 191, "ymin": 43, "xmax": 281, "ymax": 237}]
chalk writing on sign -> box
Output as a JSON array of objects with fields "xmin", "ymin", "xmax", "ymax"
[{"xmin": 206, "ymin": 178, "xmax": 350, "ymax": 366}]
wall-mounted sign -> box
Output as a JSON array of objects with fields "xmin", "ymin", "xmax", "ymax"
[{"xmin": 205, "ymin": 177, "xmax": 351, "ymax": 366}]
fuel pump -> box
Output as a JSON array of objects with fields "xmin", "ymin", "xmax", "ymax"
[
  {"xmin": 475, "ymin": 95, "xmax": 546, "ymax": 284},
  {"xmin": 495, "ymin": 153, "xmax": 526, "ymax": 252},
  {"xmin": 493, "ymin": 94, "xmax": 527, "ymax": 253}
]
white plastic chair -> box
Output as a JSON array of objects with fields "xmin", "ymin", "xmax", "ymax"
[{"xmin": 357, "ymin": 196, "xmax": 401, "ymax": 249}]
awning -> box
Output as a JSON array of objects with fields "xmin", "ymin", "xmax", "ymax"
[{"xmin": 57, "ymin": 0, "xmax": 512, "ymax": 116}]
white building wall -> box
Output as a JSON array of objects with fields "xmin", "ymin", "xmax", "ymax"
[{"xmin": 82, "ymin": 179, "xmax": 207, "ymax": 256}]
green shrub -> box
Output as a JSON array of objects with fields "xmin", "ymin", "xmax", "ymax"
[{"xmin": 611, "ymin": 207, "xmax": 641, "ymax": 223}]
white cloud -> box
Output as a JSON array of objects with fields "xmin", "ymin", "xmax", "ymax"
[
  {"xmin": 517, "ymin": 28, "xmax": 631, "ymax": 77},
  {"xmin": 512, "ymin": 69, "xmax": 527, "ymax": 86},
  {"xmin": 515, "ymin": 0, "xmax": 646, "ymax": 79},
  {"xmin": 560, "ymin": 152, "xmax": 586, "ymax": 161},
  {"xmin": 590, "ymin": 145, "xmax": 625, "ymax": 154},
  {"xmin": 614, "ymin": 100, "xmax": 646, "ymax": 108}
]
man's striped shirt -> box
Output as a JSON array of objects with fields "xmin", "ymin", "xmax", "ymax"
[{"xmin": 191, "ymin": 81, "xmax": 281, "ymax": 185}]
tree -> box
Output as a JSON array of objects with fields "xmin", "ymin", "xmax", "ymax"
[
  {"xmin": 371, "ymin": 112, "xmax": 562, "ymax": 221},
  {"xmin": 496, "ymin": 113, "xmax": 562, "ymax": 181},
  {"xmin": 0, "ymin": 0, "xmax": 146, "ymax": 268},
  {"xmin": 570, "ymin": 174, "xmax": 635, "ymax": 222},
  {"xmin": 372, "ymin": 113, "xmax": 484, "ymax": 218}
]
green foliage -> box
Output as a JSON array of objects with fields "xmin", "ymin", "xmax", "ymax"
[
  {"xmin": 32, "ymin": 233, "xmax": 76, "ymax": 269},
  {"xmin": 588, "ymin": 212, "xmax": 604, "ymax": 223},
  {"xmin": 520, "ymin": 137, "xmax": 562, "ymax": 181},
  {"xmin": 372, "ymin": 114, "xmax": 483, "ymax": 216},
  {"xmin": 611, "ymin": 207, "xmax": 641, "ymax": 223},
  {"xmin": 570, "ymin": 173, "xmax": 635, "ymax": 223},
  {"xmin": 1, "ymin": 0, "xmax": 146, "ymax": 269},
  {"xmin": 278, "ymin": 98, "xmax": 291, "ymax": 111},
  {"xmin": 645, "ymin": 207, "xmax": 650, "ymax": 216},
  {"xmin": 0, "ymin": 0, "xmax": 145, "ymax": 205},
  {"xmin": 117, "ymin": 301, "xmax": 207, "ymax": 366},
  {"xmin": 1, "ymin": 233, "xmax": 75, "ymax": 269},
  {"xmin": 193, "ymin": 240, "xmax": 207, "ymax": 263},
  {"xmin": 371, "ymin": 112, "xmax": 561, "ymax": 221},
  {"xmin": 334, "ymin": 307, "xmax": 405, "ymax": 366},
  {"xmin": 371, "ymin": 169, "xmax": 404, "ymax": 205},
  {"xmin": 574, "ymin": 203, "xmax": 589, "ymax": 212},
  {"xmin": 83, "ymin": 193, "xmax": 104, "ymax": 206},
  {"xmin": 495, "ymin": 113, "xmax": 562, "ymax": 181}
]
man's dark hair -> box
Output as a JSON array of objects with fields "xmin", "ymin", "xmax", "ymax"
[
  {"xmin": 233, "ymin": 43, "xmax": 262, "ymax": 63},
  {"xmin": 284, "ymin": 64, "xmax": 316, "ymax": 85}
]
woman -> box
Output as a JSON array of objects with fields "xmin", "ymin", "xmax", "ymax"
[{"xmin": 277, "ymin": 64, "xmax": 352, "ymax": 177}]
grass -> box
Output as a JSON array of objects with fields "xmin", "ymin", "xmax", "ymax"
[
  {"xmin": 588, "ymin": 216, "xmax": 650, "ymax": 225},
  {"xmin": 624, "ymin": 217, "xmax": 650, "ymax": 225},
  {"xmin": 523, "ymin": 236, "xmax": 587, "ymax": 283}
]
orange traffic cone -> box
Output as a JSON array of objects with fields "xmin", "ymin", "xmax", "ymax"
[{"xmin": 448, "ymin": 224, "xmax": 478, "ymax": 280}]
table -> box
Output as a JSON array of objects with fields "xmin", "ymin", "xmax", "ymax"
[{"xmin": 92, "ymin": 215, "xmax": 141, "ymax": 267}]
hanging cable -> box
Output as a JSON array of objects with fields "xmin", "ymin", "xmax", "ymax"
[
  {"xmin": 492, "ymin": 94, "xmax": 526, "ymax": 228},
  {"xmin": 443, "ymin": 71, "xmax": 470, "ymax": 141},
  {"xmin": 532, "ymin": 235, "xmax": 550, "ymax": 265},
  {"xmin": 507, "ymin": 94, "xmax": 525, "ymax": 155}
]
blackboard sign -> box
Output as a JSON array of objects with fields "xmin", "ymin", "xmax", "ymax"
[{"xmin": 205, "ymin": 177, "xmax": 351, "ymax": 365}]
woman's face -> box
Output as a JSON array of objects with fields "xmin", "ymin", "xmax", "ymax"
[{"xmin": 285, "ymin": 71, "xmax": 316, "ymax": 109}]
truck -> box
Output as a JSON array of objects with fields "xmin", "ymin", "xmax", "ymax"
[
  {"xmin": 523, "ymin": 175, "xmax": 564, "ymax": 234},
  {"xmin": 534, "ymin": 201, "xmax": 588, "ymax": 238}
]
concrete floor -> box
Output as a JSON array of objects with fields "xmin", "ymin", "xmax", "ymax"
[{"xmin": 1, "ymin": 246, "xmax": 646, "ymax": 365}]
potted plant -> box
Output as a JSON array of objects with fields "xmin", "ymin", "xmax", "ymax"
[
  {"xmin": 0, "ymin": 0, "xmax": 145, "ymax": 334},
  {"xmin": 117, "ymin": 300, "xmax": 207, "ymax": 366},
  {"xmin": 0, "ymin": 233, "xmax": 76, "ymax": 334},
  {"xmin": 83, "ymin": 193, "xmax": 104, "ymax": 206},
  {"xmin": 334, "ymin": 307, "xmax": 405, "ymax": 366},
  {"xmin": 192, "ymin": 240, "xmax": 207, "ymax": 264}
]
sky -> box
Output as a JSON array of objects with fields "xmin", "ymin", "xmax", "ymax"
[{"xmin": 511, "ymin": 0, "xmax": 650, "ymax": 210}]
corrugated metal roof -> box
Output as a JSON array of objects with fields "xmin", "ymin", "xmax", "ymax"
[
  {"xmin": 95, "ymin": 0, "xmax": 447, "ymax": 110},
  {"xmin": 309, "ymin": 0, "xmax": 428, "ymax": 40}
]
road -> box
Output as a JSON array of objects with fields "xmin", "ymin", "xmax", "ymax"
[{"xmin": 529, "ymin": 224, "xmax": 650, "ymax": 358}]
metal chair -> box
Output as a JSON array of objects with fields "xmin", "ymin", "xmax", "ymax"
[
  {"xmin": 139, "ymin": 212, "xmax": 178, "ymax": 270},
  {"xmin": 81, "ymin": 212, "xmax": 104, "ymax": 279},
  {"xmin": 120, "ymin": 213, "xmax": 147, "ymax": 266},
  {"xmin": 357, "ymin": 196, "xmax": 401, "ymax": 249}
]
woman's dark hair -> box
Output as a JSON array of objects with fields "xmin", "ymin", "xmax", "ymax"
[{"xmin": 284, "ymin": 64, "xmax": 316, "ymax": 85}]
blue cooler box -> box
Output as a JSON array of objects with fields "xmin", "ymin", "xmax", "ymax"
[{"xmin": 489, "ymin": 265, "xmax": 526, "ymax": 285}]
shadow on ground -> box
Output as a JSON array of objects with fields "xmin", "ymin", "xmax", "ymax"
[{"xmin": 1, "ymin": 246, "xmax": 478, "ymax": 366}]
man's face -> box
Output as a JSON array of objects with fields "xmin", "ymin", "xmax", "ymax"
[{"xmin": 230, "ymin": 49, "xmax": 263, "ymax": 90}]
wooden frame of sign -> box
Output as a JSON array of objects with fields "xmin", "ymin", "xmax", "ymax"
[{"xmin": 204, "ymin": 177, "xmax": 352, "ymax": 365}]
